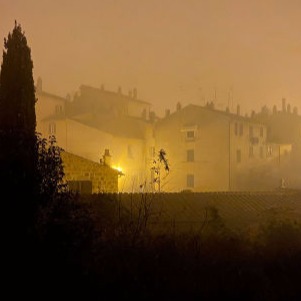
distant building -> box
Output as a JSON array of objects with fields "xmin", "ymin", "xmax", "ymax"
[
  {"xmin": 155, "ymin": 104, "xmax": 290, "ymax": 191},
  {"xmin": 69, "ymin": 84, "xmax": 151, "ymax": 120},
  {"xmin": 35, "ymin": 78, "xmax": 301, "ymax": 192},
  {"xmin": 253, "ymin": 99, "xmax": 301, "ymax": 189},
  {"xmin": 36, "ymin": 80, "xmax": 155, "ymax": 193}
]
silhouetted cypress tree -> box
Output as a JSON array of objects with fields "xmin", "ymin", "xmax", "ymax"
[{"xmin": 0, "ymin": 22, "xmax": 38, "ymax": 221}]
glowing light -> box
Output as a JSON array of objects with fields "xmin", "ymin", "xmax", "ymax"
[{"xmin": 112, "ymin": 165, "xmax": 123, "ymax": 173}]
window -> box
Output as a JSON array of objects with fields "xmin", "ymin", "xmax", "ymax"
[
  {"xmin": 234, "ymin": 123, "xmax": 238, "ymax": 136},
  {"xmin": 260, "ymin": 146, "xmax": 264, "ymax": 158},
  {"xmin": 236, "ymin": 149, "xmax": 241, "ymax": 163},
  {"xmin": 249, "ymin": 146, "xmax": 253, "ymax": 158},
  {"xmin": 187, "ymin": 174, "xmax": 194, "ymax": 188},
  {"xmin": 181, "ymin": 126, "xmax": 197, "ymax": 141},
  {"xmin": 186, "ymin": 130, "xmax": 195, "ymax": 140},
  {"xmin": 267, "ymin": 145, "xmax": 273, "ymax": 157},
  {"xmin": 187, "ymin": 149, "xmax": 194, "ymax": 162},
  {"xmin": 48, "ymin": 122, "xmax": 56, "ymax": 135},
  {"xmin": 55, "ymin": 105, "xmax": 62, "ymax": 114},
  {"xmin": 260, "ymin": 127, "xmax": 264, "ymax": 137},
  {"xmin": 249, "ymin": 126, "xmax": 253, "ymax": 138},
  {"xmin": 68, "ymin": 181, "xmax": 92, "ymax": 194},
  {"xmin": 239, "ymin": 124, "xmax": 243, "ymax": 136}
]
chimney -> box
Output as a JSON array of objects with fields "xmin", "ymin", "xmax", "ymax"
[
  {"xmin": 293, "ymin": 106, "xmax": 298, "ymax": 115},
  {"xmin": 165, "ymin": 109, "xmax": 170, "ymax": 118},
  {"xmin": 287, "ymin": 103, "xmax": 291, "ymax": 114},
  {"xmin": 273, "ymin": 105, "xmax": 277, "ymax": 114},
  {"xmin": 282, "ymin": 98, "xmax": 286, "ymax": 112},
  {"xmin": 103, "ymin": 149, "xmax": 111, "ymax": 167},
  {"xmin": 225, "ymin": 106, "xmax": 230, "ymax": 113},
  {"xmin": 176, "ymin": 102, "xmax": 182, "ymax": 111},
  {"xmin": 101, "ymin": 84, "xmax": 104, "ymax": 91},
  {"xmin": 236, "ymin": 104, "xmax": 240, "ymax": 116},
  {"xmin": 118, "ymin": 86, "xmax": 122, "ymax": 94},
  {"xmin": 128, "ymin": 90, "xmax": 133, "ymax": 98}
]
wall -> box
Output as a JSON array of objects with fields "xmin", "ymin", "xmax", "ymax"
[
  {"xmin": 155, "ymin": 106, "xmax": 230, "ymax": 192},
  {"xmin": 35, "ymin": 91, "xmax": 66, "ymax": 135},
  {"xmin": 41, "ymin": 117, "xmax": 152, "ymax": 192}
]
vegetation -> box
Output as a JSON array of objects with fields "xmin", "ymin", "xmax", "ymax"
[
  {"xmin": 0, "ymin": 21, "xmax": 39, "ymax": 224},
  {"xmin": 151, "ymin": 148, "xmax": 170, "ymax": 192}
]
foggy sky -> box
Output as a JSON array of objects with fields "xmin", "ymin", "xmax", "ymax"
[{"xmin": 1, "ymin": 0, "xmax": 301, "ymax": 116}]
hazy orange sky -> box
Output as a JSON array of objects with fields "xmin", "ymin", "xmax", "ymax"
[{"xmin": 1, "ymin": 0, "xmax": 301, "ymax": 116}]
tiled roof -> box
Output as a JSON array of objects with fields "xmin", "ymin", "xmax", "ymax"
[
  {"xmin": 79, "ymin": 84, "xmax": 151, "ymax": 105},
  {"xmin": 71, "ymin": 114, "xmax": 149, "ymax": 139},
  {"xmin": 117, "ymin": 190, "xmax": 301, "ymax": 233},
  {"xmin": 36, "ymin": 90, "xmax": 67, "ymax": 102},
  {"xmin": 157, "ymin": 104, "xmax": 266, "ymax": 126}
]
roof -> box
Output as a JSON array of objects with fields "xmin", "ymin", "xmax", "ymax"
[
  {"xmin": 36, "ymin": 90, "xmax": 67, "ymax": 103},
  {"xmin": 117, "ymin": 190, "xmax": 301, "ymax": 233},
  {"xmin": 79, "ymin": 84, "xmax": 151, "ymax": 105},
  {"xmin": 42, "ymin": 112, "xmax": 150, "ymax": 140},
  {"xmin": 61, "ymin": 151, "xmax": 121, "ymax": 175},
  {"xmin": 71, "ymin": 113, "xmax": 150, "ymax": 139},
  {"xmin": 157, "ymin": 104, "xmax": 266, "ymax": 126}
]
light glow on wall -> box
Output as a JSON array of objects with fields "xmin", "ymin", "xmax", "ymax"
[{"xmin": 112, "ymin": 165, "xmax": 123, "ymax": 173}]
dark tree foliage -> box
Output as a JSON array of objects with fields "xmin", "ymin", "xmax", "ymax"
[
  {"xmin": 0, "ymin": 21, "xmax": 38, "ymax": 203},
  {"xmin": 37, "ymin": 134, "xmax": 67, "ymax": 203}
]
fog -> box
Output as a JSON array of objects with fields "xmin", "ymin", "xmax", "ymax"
[{"xmin": 1, "ymin": 0, "xmax": 301, "ymax": 117}]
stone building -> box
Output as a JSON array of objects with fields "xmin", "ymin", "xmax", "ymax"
[{"xmin": 61, "ymin": 150, "xmax": 121, "ymax": 194}]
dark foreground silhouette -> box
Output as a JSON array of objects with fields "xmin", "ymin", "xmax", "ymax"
[{"xmin": 4, "ymin": 192, "xmax": 301, "ymax": 301}]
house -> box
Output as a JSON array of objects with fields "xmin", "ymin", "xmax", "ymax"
[
  {"xmin": 68, "ymin": 84, "xmax": 152, "ymax": 120},
  {"xmin": 253, "ymin": 98, "xmax": 301, "ymax": 189},
  {"xmin": 62, "ymin": 150, "xmax": 121, "ymax": 194},
  {"xmin": 35, "ymin": 77, "xmax": 68, "ymax": 136},
  {"xmin": 155, "ymin": 103, "xmax": 288, "ymax": 192}
]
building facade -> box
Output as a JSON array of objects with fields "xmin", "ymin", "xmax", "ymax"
[{"xmin": 35, "ymin": 78, "xmax": 301, "ymax": 192}]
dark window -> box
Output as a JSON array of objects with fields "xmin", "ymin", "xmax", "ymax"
[
  {"xmin": 187, "ymin": 149, "xmax": 194, "ymax": 162},
  {"xmin": 55, "ymin": 105, "xmax": 63, "ymax": 114},
  {"xmin": 260, "ymin": 146, "xmax": 264, "ymax": 158},
  {"xmin": 234, "ymin": 123, "xmax": 238, "ymax": 135},
  {"xmin": 68, "ymin": 181, "xmax": 92, "ymax": 194},
  {"xmin": 48, "ymin": 122, "xmax": 56, "ymax": 134},
  {"xmin": 236, "ymin": 149, "xmax": 241, "ymax": 163},
  {"xmin": 187, "ymin": 174, "xmax": 194, "ymax": 188},
  {"xmin": 249, "ymin": 126, "xmax": 253, "ymax": 138},
  {"xmin": 239, "ymin": 124, "xmax": 243, "ymax": 136},
  {"xmin": 186, "ymin": 130, "xmax": 195, "ymax": 140}
]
